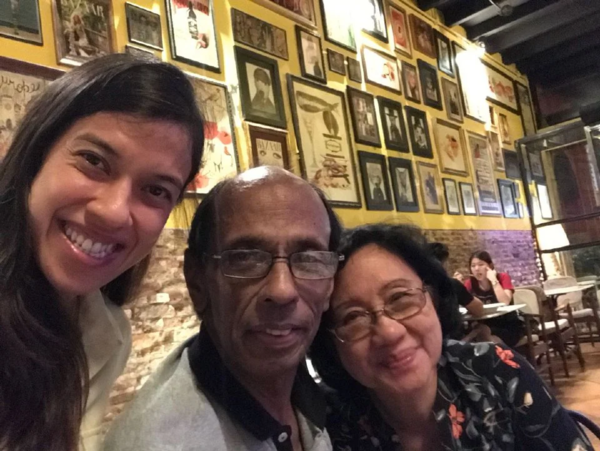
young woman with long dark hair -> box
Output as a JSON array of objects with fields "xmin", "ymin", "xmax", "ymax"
[{"xmin": 0, "ymin": 54, "xmax": 205, "ymax": 451}]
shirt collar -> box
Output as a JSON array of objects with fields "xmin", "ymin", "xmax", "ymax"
[{"xmin": 187, "ymin": 326, "xmax": 326, "ymax": 441}]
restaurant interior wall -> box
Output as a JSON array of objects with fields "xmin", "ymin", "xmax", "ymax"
[{"xmin": 0, "ymin": 0, "xmax": 540, "ymax": 424}]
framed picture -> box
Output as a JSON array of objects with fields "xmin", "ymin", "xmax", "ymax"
[
  {"xmin": 406, "ymin": 106, "xmax": 433, "ymax": 159},
  {"xmin": 388, "ymin": 157, "xmax": 419, "ymax": 212},
  {"xmin": 537, "ymin": 183, "xmax": 553, "ymax": 219},
  {"xmin": 378, "ymin": 97, "xmax": 409, "ymax": 152},
  {"xmin": 499, "ymin": 113, "xmax": 511, "ymax": 145},
  {"xmin": 433, "ymin": 119, "xmax": 468, "ymax": 176},
  {"xmin": 441, "ymin": 78, "xmax": 463, "ymax": 123},
  {"xmin": 402, "ymin": 62, "xmax": 421, "ymax": 103},
  {"xmin": 288, "ymin": 75, "xmax": 361, "ymax": 208},
  {"xmin": 125, "ymin": 45, "xmax": 155, "ymax": 57},
  {"xmin": 320, "ymin": 0, "xmax": 357, "ymax": 51},
  {"xmin": 418, "ymin": 59, "xmax": 442, "ymax": 110},
  {"xmin": 453, "ymin": 42, "xmax": 487, "ymax": 123},
  {"xmin": 434, "ymin": 31, "xmax": 453, "ymax": 77},
  {"xmin": 52, "ymin": 0, "xmax": 114, "ymax": 66},
  {"xmin": 516, "ymin": 81, "xmax": 537, "ymax": 136},
  {"xmin": 498, "ymin": 179, "xmax": 518, "ymax": 218},
  {"xmin": 417, "ymin": 161, "xmax": 443, "ymax": 213},
  {"xmin": 165, "ymin": 0, "xmax": 220, "ymax": 72},
  {"xmin": 488, "ymin": 131, "xmax": 504, "ymax": 171},
  {"xmin": 482, "ymin": 60, "xmax": 519, "ymax": 114},
  {"xmin": 389, "ymin": 4, "xmax": 411, "ymax": 57},
  {"xmin": 409, "ymin": 14, "xmax": 435, "ymax": 59},
  {"xmin": 0, "ymin": 0, "xmax": 43, "ymax": 44},
  {"xmin": 443, "ymin": 178, "xmax": 461, "ymax": 215},
  {"xmin": 248, "ymin": 125, "xmax": 290, "ymax": 169},
  {"xmin": 347, "ymin": 87, "xmax": 381, "ymax": 147},
  {"xmin": 358, "ymin": 151, "xmax": 393, "ymax": 211},
  {"xmin": 231, "ymin": 9, "xmax": 288, "ymax": 60},
  {"xmin": 0, "ymin": 57, "xmax": 63, "ymax": 160},
  {"xmin": 347, "ymin": 57, "xmax": 362, "ymax": 83},
  {"xmin": 361, "ymin": 0, "xmax": 388, "ymax": 43},
  {"xmin": 503, "ymin": 149, "xmax": 520, "ymax": 179},
  {"xmin": 529, "ymin": 152, "xmax": 546, "ymax": 183},
  {"xmin": 517, "ymin": 201, "xmax": 524, "ymax": 218},
  {"xmin": 125, "ymin": 3, "xmax": 162, "ymax": 51},
  {"xmin": 186, "ymin": 75, "xmax": 239, "ymax": 195},
  {"xmin": 362, "ymin": 46, "xmax": 401, "ymax": 94},
  {"xmin": 327, "ymin": 49, "xmax": 346, "ymax": 75},
  {"xmin": 235, "ymin": 46, "xmax": 286, "ymax": 129},
  {"xmin": 467, "ymin": 131, "xmax": 502, "ymax": 216},
  {"xmin": 251, "ymin": 0, "xmax": 316, "ymax": 28},
  {"xmin": 296, "ymin": 27, "xmax": 326, "ymax": 83},
  {"xmin": 459, "ymin": 182, "xmax": 477, "ymax": 215},
  {"xmin": 489, "ymin": 105, "xmax": 498, "ymax": 129}
]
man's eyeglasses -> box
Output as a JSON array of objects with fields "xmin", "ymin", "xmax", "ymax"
[
  {"xmin": 330, "ymin": 287, "xmax": 428, "ymax": 342},
  {"xmin": 207, "ymin": 249, "xmax": 344, "ymax": 280}
]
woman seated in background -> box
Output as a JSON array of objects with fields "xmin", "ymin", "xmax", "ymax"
[
  {"xmin": 310, "ymin": 224, "xmax": 591, "ymax": 451},
  {"xmin": 0, "ymin": 54, "xmax": 204, "ymax": 451},
  {"xmin": 458, "ymin": 250, "xmax": 525, "ymax": 347}
]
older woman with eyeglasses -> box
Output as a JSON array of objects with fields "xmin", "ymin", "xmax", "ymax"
[{"xmin": 310, "ymin": 224, "xmax": 592, "ymax": 451}]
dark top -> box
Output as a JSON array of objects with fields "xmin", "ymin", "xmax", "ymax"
[
  {"xmin": 323, "ymin": 340, "xmax": 593, "ymax": 450},
  {"xmin": 446, "ymin": 279, "xmax": 475, "ymax": 339},
  {"xmin": 188, "ymin": 328, "xmax": 326, "ymax": 451}
]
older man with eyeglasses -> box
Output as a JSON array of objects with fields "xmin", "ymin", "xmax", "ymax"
[{"xmin": 104, "ymin": 167, "xmax": 342, "ymax": 451}]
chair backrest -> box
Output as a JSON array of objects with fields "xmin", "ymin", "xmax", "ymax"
[
  {"xmin": 514, "ymin": 289, "xmax": 540, "ymax": 315},
  {"xmin": 577, "ymin": 275, "xmax": 598, "ymax": 284},
  {"xmin": 543, "ymin": 276, "xmax": 582, "ymax": 308},
  {"xmin": 568, "ymin": 410, "xmax": 600, "ymax": 440}
]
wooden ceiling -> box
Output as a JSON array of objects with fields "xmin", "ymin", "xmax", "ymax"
[{"xmin": 417, "ymin": 0, "xmax": 600, "ymax": 127}]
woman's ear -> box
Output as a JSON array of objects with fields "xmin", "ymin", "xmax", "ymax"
[{"xmin": 183, "ymin": 249, "xmax": 209, "ymax": 316}]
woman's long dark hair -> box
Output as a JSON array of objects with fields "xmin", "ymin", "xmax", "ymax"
[
  {"xmin": 309, "ymin": 224, "xmax": 456, "ymax": 399},
  {"xmin": 0, "ymin": 54, "xmax": 204, "ymax": 451}
]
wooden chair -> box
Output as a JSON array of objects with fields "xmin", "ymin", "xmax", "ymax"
[
  {"xmin": 565, "ymin": 276, "xmax": 600, "ymax": 346},
  {"xmin": 543, "ymin": 277, "xmax": 586, "ymax": 377},
  {"xmin": 514, "ymin": 289, "xmax": 555, "ymax": 385}
]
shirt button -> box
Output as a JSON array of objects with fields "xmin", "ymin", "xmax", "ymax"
[{"xmin": 278, "ymin": 432, "xmax": 288, "ymax": 443}]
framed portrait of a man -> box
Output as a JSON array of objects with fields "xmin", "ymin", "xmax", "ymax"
[
  {"xmin": 296, "ymin": 26, "xmax": 326, "ymax": 83},
  {"xmin": 125, "ymin": 3, "xmax": 163, "ymax": 50},
  {"xmin": 388, "ymin": 156, "xmax": 419, "ymax": 212},
  {"xmin": 405, "ymin": 106, "xmax": 433, "ymax": 159},
  {"xmin": 402, "ymin": 61, "xmax": 421, "ymax": 103},
  {"xmin": 378, "ymin": 96, "xmax": 408, "ymax": 153},
  {"xmin": 235, "ymin": 46, "xmax": 286, "ymax": 129},
  {"xmin": 358, "ymin": 151, "xmax": 393, "ymax": 211},
  {"xmin": 417, "ymin": 161, "xmax": 443, "ymax": 214},
  {"xmin": 347, "ymin": 87, "xmax": 381, "ymax": 147},
  {"xmin": 418, "ymin": 59, "xmax": 442, "ymax": 110}
]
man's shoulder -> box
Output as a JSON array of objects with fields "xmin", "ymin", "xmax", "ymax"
[{"xmin": 103, "ymin": 336, "xmax": 228, "ymax": 451}]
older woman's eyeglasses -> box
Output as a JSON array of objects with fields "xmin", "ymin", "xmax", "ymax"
[
  {"xmin": 330, "ymin": 287, "xmax": 429, "ymax": 342},
  {"xmin": 208, "ymin": 250, "xmax": 344, "ymax": 280}
]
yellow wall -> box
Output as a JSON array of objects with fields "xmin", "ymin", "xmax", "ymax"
[{"xmin": 1, "ymin": 0, "xmax": 531, "ymax": 231}]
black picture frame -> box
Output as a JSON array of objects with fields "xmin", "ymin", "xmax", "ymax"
[
  {"xmin": 441, "ymin": 78, "xmax": 463, "ymax": 123},
  {"xmin": 434, "ymin": 30, "xmax": 453, "ymax": 78},
  {"xmin": 498, "ymin": 179, "xmax": 519, "ymax": 218},
  {"xmin": 402, "ymin": 61, "xmax": 421, "ymax": 103},
  {"xmin": 125, "ymin": 3, "xmax": 163, "ymax": 51},
  {"xmin": 358, "ymin": 151, "xmax": 394, "ymax": 211},
  {"xmin": 347, "ymin": 57, "xmax": 363, "ymax": 83},
  {"xmin": 296, "ymin": 26, "xmax": 327, "ymax": 84},
  {"xmin": 459, "ymin": 182, "xmax": 478, "ymax": 216},
  {"xmin": 235, "ymin": 46, "xmax": 287, "ymax": 129},
  {"xmin": 405, "ymin": 106, "xmax": 433, "ymax": 159},
  {"xmin": 164, "ymin": 0, "xmax": 220, "ymax": 73},
  {"xmin": 0, "ymin": 0, "xmax": 43, "ymax": 45},
  {"xmin": 232, "ymin": 8, "xmax": 289, "ymax": 60},
  {"xmin": 516, "ymin": 81, "xmax": 537, "ymax": 136},
  {"xmin": 327, "ymin": 49, "xmax": 346, "ymax": 75},
  {"xmin": 388, "ymin": 156, "xmax": 419, "ymax": 212},
  {"xmin": 443, "ymin": 178, "xmax": 461, "ymax": 215},
  {"xmin": 378, "ymin": 96, "xmax": 409, "ymax": 152},
  {"xmin": 347, "ymin": 87, "xmax": 382, "ymax": 147},
  {"xmin": 503, "ymin": 149, "xmax": 520, "ymax": 180},
  {"xmin": 362, "ymin": 0, "xmax": 388, "ymax": 43},
  {"xmin": 481, "ymin": 60, "xmax": 520, "ymax": 115},
  {"xmin": 418, "ymin": 59, "xmax": 442, "ymax": 110}
]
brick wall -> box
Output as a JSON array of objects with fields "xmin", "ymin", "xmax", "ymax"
[{"xmin": 105, "ymin": 227, "xmax": 540, "ymax": 424}]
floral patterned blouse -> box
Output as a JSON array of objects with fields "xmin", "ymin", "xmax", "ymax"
[{"xmin": 324, "ymin": 340, "xmax": 593, "ymax": 451}]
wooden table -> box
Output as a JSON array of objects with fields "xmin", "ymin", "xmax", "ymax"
[{"xmin": 461, "ymin": 303, "xmax": 526, "ymax": 321}]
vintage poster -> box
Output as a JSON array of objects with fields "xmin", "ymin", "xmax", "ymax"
[
  {"xmin": 186, "ymin": 76, "xmax": 238, "ymax": 194},
  {"xmin": 433, "ymin": 119, "xmax": 468, "ymax": 176},
  {"xmin": 453, "ymin": 43, "xmax": 488, "ymax": 123},
  {"xmin": 0, "ymin": 69, "xmax": 50, "ymax": 159},
  {"xmin": 0, "ymin": 0, "xmax": 43, "ymax": 44},
  {"xmin": 52, "ymin": 0, "xmax": 113, "ymax": 66},
  {"xmin": 251, "ymin": 0, "xmax": 315, "ymax": 27},
  {"xmin": 482, "ymin": 60, "xmax": 519, "ymax": 114},
  {"xmin": 288, "ymin": 75, "xmax": 361, "ymax": 208},
  {"xmin": 232, "ymin": 9, "xmax": 288, "ymax": 60},
  {"xmin": 166, "ymin": 0, "xmax": 220, "ymax": 72},
  {"xmin": 467, "ymin": 131, "xmax": 502, "ymax": 215}
]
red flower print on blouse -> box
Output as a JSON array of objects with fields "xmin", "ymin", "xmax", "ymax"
[
  {"xmin": 448, "ymin": 404, "xmax": 465, "ymax": 439},
  {"xmin": 496, "ymin": 346, "xmax": 520, "ymax": 368}
]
